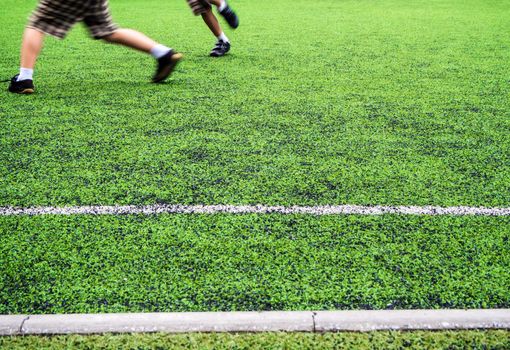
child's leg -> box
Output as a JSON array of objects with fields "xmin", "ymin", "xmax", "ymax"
[
  {"xmin": 100, "ymin": 28, "xmax": 182, "ymax": 83},
  {"xmin": 202, "ymin": 0, "xmax": 233, "ymax": 35},
  {"xmin": 83, "ymin": 0, "xmax": 181, "ymax": 83},
  {"xmin": 210, "ymin": 0, "xmax": 239, "ymax": 29},
  {"xmin": 12, "ymin": 0, "xmax": 81, "ymax": 87},
  {"xmin": 199, "ymin": 8, "xmax": 231, "ymax": 57},
  {"xmin": 9, "ymin": 27, "xmax": 44, "ymax": 93},
  {"xmin": 201, "ymin": 9, "xmax": 223, "ymax": 37},
  {"xmin": 82, "ymin": 0, "xmax": 163, "ymax": 55},
  {"xmin": 201, "ymin": 9, "xmax": 230, "ymax": 57},
  {"xmin": 208, "ymin": 0, "xmax": 225, "ymax": 9},
  {"xmin": 20, "ymin": 28, "xmax": 45, "ymax": 70},
  {"xmin": 187, "ymin": 0, "xmax": 229, "ymax": 40},
  {"xmin": 101, "ymin": 28, "xmax": 179, "ymax": 64},
  {"xmin": 102, "ymin": 29, "xmax": 158, "ymax": 53},
  {"xmin": 102, "ymin": 28, "xmax": 178, "ymax": 62}
]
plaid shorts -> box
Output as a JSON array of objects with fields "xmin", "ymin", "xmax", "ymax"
[
  {"xmin": 187, "ymin": 0, "xmax": 212, "ymax": 15},
  {"xmin": 27, "ymin": 0, "xmax": 118, "ymax": 39}
]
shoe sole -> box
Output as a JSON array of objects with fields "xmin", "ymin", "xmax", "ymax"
[
  {"xmin": 9, "ymin": 88, "xmax": 34, "ymax": 94},
  {"xmin": 152, "ymin": 53, "xmax": 183, "ymax": 83},
  {"xmin": 229, "ymin": 19, "xmax": 239, "ymax": 29},
  {"xmin": 210, "ymin": 47, "xmax": 230, "ymax": 57}
]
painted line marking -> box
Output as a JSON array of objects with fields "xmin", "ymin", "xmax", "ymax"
[
  {"xmin": 0, "ymin": 204, "xmax": 509, "ymax": 216},
  {"xmin": 1, "ymin": 310, "xmax": 509, "ymax": 335}
]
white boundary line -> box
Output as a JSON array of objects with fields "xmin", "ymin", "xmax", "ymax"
[
  {"xmin": 1, "ymin": 310, "xmax": 509, "ymax": 335},
  {"xmin": 0, "ymin": 204, "xmax": 509, "ymax": 216}
]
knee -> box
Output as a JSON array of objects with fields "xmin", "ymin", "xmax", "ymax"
[
  {"xmin": 102, "ymin": 34, "xmax": 115, "ymax": 43},
  {"xmin": 102, "ymin": 31, "xmax": 119, "ymax": 43}
]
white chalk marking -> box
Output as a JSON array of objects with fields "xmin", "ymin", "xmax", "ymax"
[{"xmin": 0, "ymin": 204, "xmax": 509, "ymax": 216}]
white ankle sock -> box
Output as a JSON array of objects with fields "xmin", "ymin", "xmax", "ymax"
[
  {"xmin": 218, "ymin": 32, "xmax": 229, "ymax": 43},
  {"xmin": 18, "ymin": 68, "xmax": 34, "ymax": 81},
  {"xmin": 218, "ymin": 0, "xmax": 227, "ymax": 12},
  {"xmin": 150, "ymin": 44, "xmax": 171, "ymax": 59}
]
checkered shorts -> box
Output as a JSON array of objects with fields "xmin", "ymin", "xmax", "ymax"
[
  {"xmin": 27, "ymin": 0, "xmax": 118, "ymax": 39},
  {"xmin": 187, "ymin": 0, "xmax": 212, "ymax": 15}
]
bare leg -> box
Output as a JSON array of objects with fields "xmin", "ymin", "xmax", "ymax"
[
  {"xmin": 204, "ymin": 0, "xmax": 238, "ymax": 31},
  {"xmin": 201, "ymin": 9, "xmax": 222, "ymax": 37},
  {"xmin": 103, "ymin": 29, "xmax": 158, "ymax": 53},
  {"xmin": 20, "ymin": 28, "xmax": 45, "ymax": 69},
  {"xmin": 102, "ymin": 28, "xmax": 180, "ymax": 83}
]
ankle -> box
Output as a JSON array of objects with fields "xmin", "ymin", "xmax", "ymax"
[
  {"xmin": 150, "ymin": 44, "xmax": 171, "ymax": 59},
  {"xmin": 217, "ymin": 32, "xmax": 229, "ymax": 43},
  {"xmin": 218, "ymin": 1, "xmax": 227, "ymax": 12},
  {"xmin": 18, "ymin": 68, "xmax": 34, "ymax": 81}
]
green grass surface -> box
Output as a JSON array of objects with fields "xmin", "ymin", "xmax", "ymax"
[
  {"xmin": 1, "ymin": 0, "xmax": 509, "ymax": 207},
  {"xmin": 1, "ymin": 215, "xmax": 509, "ymax": 313},
  {"xmin": 1, "ymin": 0, "xmax": 509, "ymax": 314},
  {"xmin": 2, "ymin": 331, "xmax": 510, "ymax": 350}
]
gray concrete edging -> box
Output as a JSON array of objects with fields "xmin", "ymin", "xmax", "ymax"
[{"xmin": 0, "ymin": 310, "xmax": 509, "ymax": 335}]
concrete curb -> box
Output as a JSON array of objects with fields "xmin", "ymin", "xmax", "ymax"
[
  {"xmin": 313, "ymin": 310, "xmax": 510, "ymax": 332},
  {"xmin": 0, "ymin": 315, "xmax": 28, "ymax": 336},
  {"xmin": 0, "ymin": 310, "xmax": 509, "ymax": 335}
]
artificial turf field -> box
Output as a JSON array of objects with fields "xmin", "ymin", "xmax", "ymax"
[
  {"xmin": 1, "ymin": 331, "xmax": 510, "ymax": 349},
  {"xmin": 1, "ymin": 0, "xmax": 509, "ymax": 322}
]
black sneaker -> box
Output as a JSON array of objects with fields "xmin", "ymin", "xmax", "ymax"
[
  {"xmin": 219, "ymin": 3, "xmax": 239, "ymax": 29},
  {"xmin": 210, "ymin": 40, "xmax": 231, "ymax": 57},
  {"xmin": 8, "ymin": 75, "xmax": 35, "ymax": 94},
  {"xmin": 152, "ymin": 50, "xmax": 183, "ymax": 83}
]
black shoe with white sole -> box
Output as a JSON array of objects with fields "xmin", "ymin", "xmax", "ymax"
[
  {"xmin": 8, "ymin": 74, "xmax": 35, "ymax": 94},
  {"xmin": 219, "ymin": 3, "xmax": 239, "ymax": 29},
  {"xmin": 210, "ymin": 40, "xmax": 231, "ymax": 57},
  {"xmin": 153, "ymin": 50, "xmax": 183, "ymax": 83}
]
